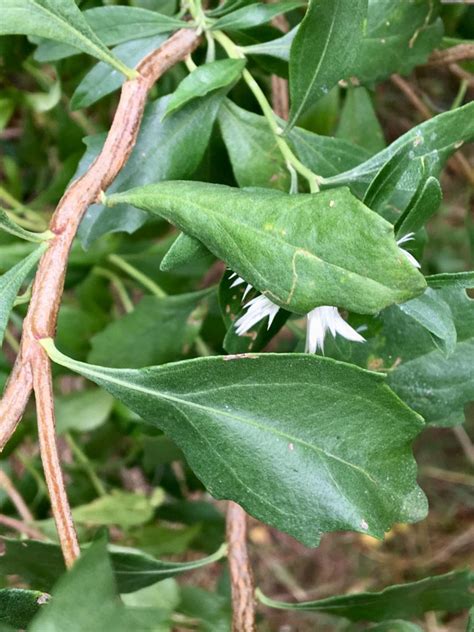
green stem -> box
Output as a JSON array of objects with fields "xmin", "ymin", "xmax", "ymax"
[
  {"xmin": 108, "ymin": 254, "xmax": 167, "ymax": 298},
  {"xmin": 65, "ymin": 433, "xmax": 107, "ymax": 497},
  {"xmin": 212, "ymin": 31, "xmax": 321, "ymax": 193},
  {"xmin": 4, "ymin": 328, "xmax": 20, "ymax": 353},
  {"xmin": 94, "ymin": 267, "xmax": 134, "ymax": 313},
  {"xmin": 451, "ymin": 79, "xmax": 468, "ymax": 110}
]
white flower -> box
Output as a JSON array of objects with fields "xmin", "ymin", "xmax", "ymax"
[
  {"xmin": 229, "ymin": 272, "xmax": 253, "ymax": 300},
  {"xmin": 397, "ymin": 233, "xmax": 420, "ymax": 268},
  {"xmin": 305, "ymin": 306, "xmax": 364, "ymax": 353},
  {"xmin": 234, "ymin": 294, "xmax": 280, "ymax": 336}
]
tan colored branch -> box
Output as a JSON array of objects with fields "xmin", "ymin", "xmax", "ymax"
[
  {"xmin": 0, "ymin": 28, "xmax": 201, "ymax": 566},
  {"xmin": 0, "ymin": 469, "xmax": 34, "ymax": 523},
  {"xmin": 0, "ymin": 513, "xmax": 46, "ymax": 541},
  {"xmin": 226, "ymin": 501, "xmax": 256, "ymax": 632},
  {"xmin": 427, "ymin": 43, "xmax": 474, "ymax": 67},
  {"xmin": 271, "ymin": 76, "xmax": 289, "ymax": 120}
]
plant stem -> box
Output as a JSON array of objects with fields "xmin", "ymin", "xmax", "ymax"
[
  {"xmin": 226, "ymin": 501, "xmax": 256, "ymax": 631},
  {"xmin": 65, "ymin": 433, "xmax": 107, "ymax": 497},
  {"xmin": 0, "ymin": 513, "xmax": 46, "ymax": 541},
  {"xmin": 94, "ymin": 267, "xmax": 134, "ymax": 314},
  {"xmin": 33, "ymin": 352, "xmax": 80, "ymax": 568},
  {"xmin": 0, "ymin": 469, "xmax": 34, "ymax": 522},
  {"xmin": 108, "ymin": 254, "xmax": 167, "ymax": 298},
  {"xmin": 212, "ymin": 30, "xmax": 321, "ymax": 192}
]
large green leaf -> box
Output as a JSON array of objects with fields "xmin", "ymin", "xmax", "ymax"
[
  {"xmin": 0, "ymin": 537, "xmax": 226, "ymax": 594},
  {"xmin": 164, "ymin": 59, "xmax": 246, "ymax": 117},
  {"xmin": 348, "ymin": 0, "xmax": 443, "ymax": 84},
  {"xmin": 43, "ymin": 340, "xmax": 427, "ymax": 546},
  {"xmin": 257, "ymin": 569, "xmax": 474, "ymax": 620},
  {"xmin": 71, "ymin": 33, "xmax": 169, "ymax": 110},
  {"xmin": 77, "ymin": 92, "xmax": 225, "ymax": 247},
  {"xmin": 211, "ymin": 1, "xmax": 303, "ymax": 32},
  {"xmin": 34, "ymin": 5, "xmax": 184, "ymax": 62},
  {"xmin": 0, "ymin": 246, "xmax": 44, "ymax": 346},
  {"xmin": 88, "ymin": 290, "xmax": 212, "ymax": 368},
  {"xmin": 0, "ymin": 589, "xmax": 48, "ymax": 629},
  {"xmin": 104, "ymin": 182, "xmax": 426, "ymax": 315},
  {"xmin": 288, "ymin": 0, "xmax": 367, "ymax": 128},
  {"xmin": 0, "ymin": 0, "xmax": 136, "ymax": 79}
]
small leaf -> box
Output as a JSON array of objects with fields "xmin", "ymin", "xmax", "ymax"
[
  {"xmin": 105, "ymin": 182, "xmax": 426, "ymax": 315},
  {"xmin": 0, "ymin": 537, "xmax": 226, "ymax": 594},
  {"xmin": 336, "ymin": 87, "xmax": 386, "ymax": 155},
  {"xmin": 1, "ymin": 0, "xmax": 137, "ymax": 78},
  {"xmin": 55, "ymin": 388, "xmax": 114, "ymax": 434},
  {"xmin": 287, "ymin": 0, "xmax": 367, "ymax": 128},
  {"xmin": 164, "ymin": 59, "xmax": 245, "ymax": 117},
  {"xmin": 211, "ymin": 1, "xmax": 304, "ymax": 32},
  {"xmin": 426, "ymin": 271, "xmax": 474, "ymax": 290},
  {"xmin": 42, "ymin": 339, "xmax": 427, "ymax": 546},
  {"xmin": 0, "ymin": 589, "xmax": 48, "ymax": 630},
  {"xmin": 0, "ymin": 246, "xmax": 45, "ymax": 345},
  {"xmin": 240, "ymin": 26, "xmax": 299, "ymax": 61},
  {"xmin": 395, "ymin": 176, "xmax": 442, "ymax": 237},
  {"xmin": 0, "ymin": 207, "xmax": 52, "ymax": 243},
  {"xmin": 256, "ymin": 569, "xmax": 474, "ymax": 620},
  {"xmin": 72, "ymin": 490, "xmax": 164, "ymax": 529},
  {"xmin": 160, "ymin": 234, "xmax": 211, "ymax": 272}
]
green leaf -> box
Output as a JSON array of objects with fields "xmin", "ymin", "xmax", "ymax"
[
  {"xmin": 369, "ymin": 623, "xmax": 423, "ymax": 632},
  {"xmin": 0, "ymin": 246, "xmax": 44, "ymax": 346},
  {"xmin": 77, "ymin": 91, "xmax": 226, "ymax": 247},
  {"xmin": 55, "ymin": 388, "xmax": 114, "ymax": 434},
  {"xmin": 395, "ymin": 176, "xmax": 442, "ymax": 237},
  {"xmin": 71, "ymin": 33, "xmax": 168, "ymax": 110},
  {"xmin": 426, "ymin": 271, "xmax": 474, "ymax": 290},
  {"xmin": 0, "ymin": 207, "xmax": 52, "ymax": 242},
  {"xmin": 348, "ymin": 0, "xmax": 443, "ymax": 85},
  {"xmin": 211, "ymin": 1, "xmax": 303, "ymax": 32},
  {"xmin": 240, "ymin": 26, "xmax": 298, "ymax": 61},
  {"xmin": 34, "ymin": 6, "xmax": 184, "ymax": 62},
  {"xmin": 164, "ymin": 59, "xmax": 245, "ymax": 117},
  {"xmin": 336, "ymin": 87, "xmax": 385, "ymax": 155},
  {"xmin": 43, "ymin": 340, "xmax": 427, "ymax": 546},
  {"xmin": 89, "ymin": 290, "xmax": 212, "ymax": 368},
  {"xmin": 287, "ymin": 0, "xmax": 367, "ymax": 128},
  {"xmin": 387, "ymin": 286, "xmax": 474, "ymax": 426},
  {"xmin": 160, "ymin": 234, "xmax": 211, "ymax": 272},
  {"xmin": 72, "ymin": 489, "xmax": 164, "ymax": 529},
  {"xmin": 397, "ymin": 288, "xmax": 456, "ymax": 355},
  {"xmin": 256, "ymin": 569, "xmax": 474, "ymax": 620},
  {"xmin": 177, "ymin": 586, "xmax": 231, "ymax": 631},
  {"xmin": 105, "ymin": 182, "xmax": 426, "ymax": 315},
  {"xmin": 0, "ymin": 0, "xmax": 137, "ymax": 79},
  {"xmin": 0, "ymin": 589, "xmax": 48, "ymax": 629},
  {"xmin": 0, "ymin": 537, "xmax": 226, "ymax": 594},
  {"xmin": 323, "ymin": 102, "xmax": 474, "ymax": 196}
]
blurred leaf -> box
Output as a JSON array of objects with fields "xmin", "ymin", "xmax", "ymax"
[
  {"xmin": 77, "ymin": 92, "xmax": 226, "ymax": 247},
  {"xmin": 44, "ymin": 341, "xmax": 427, "ymax": 546},
  {"xmin": 24, "ymin": 79, "xmax": 61, "ymax": 113},
  {"xmin": 1, "ymin": 0, "xmax": 136, "ymax": 78},
  {"xmin": 0, "ymin": 207, "xmax": 51, "ymax": 243},
  {"xmin": 287, "ymin": 0, "xmax": 367, "ymax": 127},
  {"xmin": 164, "ymin": 59, "xmax": 246, "ymax": 117},
  {"xmin": 0, "ymin": 97, "xmax": 15, "ymax": 132},
  {"xmin": 426, "ymin": 271, "xmax": 474, "ymax": 289},
  {"xmin": 0, "ymin": 246, "xmax": 44, "ymax": 345},
  {"xmin": 0, "ymin": 589, "xmax": 48, "ymax": 629},
  {"xmin": 257, "ymin": 569, "xmax": 474, "ymax": 620},
  {"xmin": 55, "ymin": 389, "xmax": 114, "ymax": 434},
  {"xmin": 369, "ymin": 623, "xmax": 423, "ymax": 632},
  {"xmin": 130, "ymin": 523, "xmax": 201, "ymax": 557},
  {"xmin": 106, "ymin": 182, "xmax": 426, "ymax": 315},
  {"xmin": 336, "ymin": 87, "xmax": 385, "ymax": 154},
  {"xmin": 348, "ymin": 0, "xmax": 443, "ymax": 84},
  {"xmin": 211, "ymin": 1, "xmax": 303, "ymax": 32},
  {"xmin": 72, "ymin": 489, "xmax": 164, "ymax": 529},
  {"xmin": 34, "ymin": 6, "xmax": 184, "ymax": 61},
  {"xmin": 71, "ymin": 33, "xmax": 168, "ymax": 110},
  {"xmin": 0, "ymin": 537, "xmax": 226, "ymax": 594},
  {"xmin": 177, "ymin": 586, "xmax": 232, "ymax": 632},
  {"xmin": 89, "ymin": 290, "xmax": 212, "ymax": 368}
]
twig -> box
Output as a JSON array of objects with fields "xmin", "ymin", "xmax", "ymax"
[
  {"xmin": 0, "ymin": 469, "xmax": 34, "ymax": 522},
  {"xmin": 271, "ymin": 76, "xmax": 289, "ymax": 120},
  {"xmin": 427, "ymin": 43, "xmax": 474, "ymax": 67},
  {"xmin": 226, "ymin": 501, "xmax": 256, "ymax": 632},
  {"xmin": 452, "ymin": 425, "xmax": 474, "ymax": 466},
  {"xmin": 0, "ymin": 513, "xmax": 46, "ymax": 541},
  {"xmin": 34, "ymin": 353, "xmax": 80, "ymax": 568},
  {"xmin": 0, "ymin": 28, "xmax": 201, "ymax": 567}
]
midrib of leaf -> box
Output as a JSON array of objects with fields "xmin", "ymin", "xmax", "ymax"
[
  {"xmin": 47, "ymin": 346, "xmax": 382, "ymax": 486},
  {"xmin": 290, "ymin": 0, "xmax": 339, "ymax": 125},
  {"xmin": 29, "ymin": 2, "xmax": 136, "ymax": 78}
]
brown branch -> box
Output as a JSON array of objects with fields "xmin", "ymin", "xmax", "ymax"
[
  {"xmin": 0, "ymin": 28, "xmax": 201, "ymax": 566},
  {"xmin": 427, "ymin": 43, "xmax": 474, "ymax": 67},
  {"xmin": 271, "ymin": 76, "xmax": 289, "ymax": 120},
  {"xmin": 226, "ymin": 501, "xmax": 256, "ymax": 632},
  {"xmin": 34, "ymin": 352, "xmax": 80, "ymax": 568},
  {"xmin": 0, "ymin": 514, "xmax": 46, "ymax": 540},
  {"xmin": 0, "ymin": 469, "xmax": 34, "ymax": 522}
]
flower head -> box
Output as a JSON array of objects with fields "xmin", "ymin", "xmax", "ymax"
[
  {"xmin": 305, "ymin": 306, "xmax": 364, "ymax": 353},
  {"xmin": 234, "ymin": 294, "xmax": 280, "ymax": 336},
  {"xmin": 397, "ymin": 233, "xmax": 420, "ymax": 268}
]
